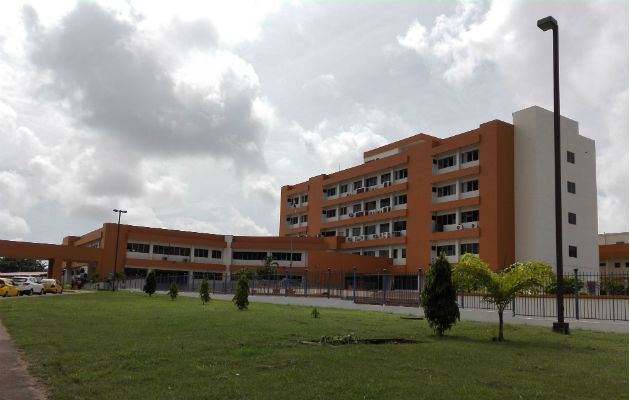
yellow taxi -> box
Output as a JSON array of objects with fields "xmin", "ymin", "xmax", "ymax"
[
  {"xmin": 41, "ymin": 279, "xmax": 63, "ymax": 294},
  {"xmin": 0, "ymin": 278, "xmax": 20, "ymax": 297}
]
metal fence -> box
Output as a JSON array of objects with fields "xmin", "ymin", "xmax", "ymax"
[{"xmin": 116, "ymin": 269, "xmax": 628, "ymax": 321}]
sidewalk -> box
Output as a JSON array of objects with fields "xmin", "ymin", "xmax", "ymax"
[{"xmin": 0, "ymin": 321, "xmax": 47, "ymax": 400}]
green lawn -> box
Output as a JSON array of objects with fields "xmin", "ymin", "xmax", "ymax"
[{"xmin": 0, "ymin": 291, "xmax": 627, "ymax": 400}]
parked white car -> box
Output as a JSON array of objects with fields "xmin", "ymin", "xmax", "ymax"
[{"xmin": 12, "ymin": 276, "xmax": 45, "ymax": 296}]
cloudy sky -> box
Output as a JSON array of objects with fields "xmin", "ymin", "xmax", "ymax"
[{"xmin": 0, "ymin": 0, "xmax": 627, "ymax": 244}]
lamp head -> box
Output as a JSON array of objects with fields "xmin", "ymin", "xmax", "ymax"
[{"xmin": 537, "ymin": 16, "xmax": 557, "ymax": 31}]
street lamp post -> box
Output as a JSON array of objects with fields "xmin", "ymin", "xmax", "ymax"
[
  {"xmin": 289, "ymin": 204, "xmax": 296, "ymax": 280},
  {"xmin": 537, "ymin": 16, "xmax": 569, "ymax": 334},
  {"xmin": 112, "ymin": 209, "xmax": 127, "ymax": 292}
]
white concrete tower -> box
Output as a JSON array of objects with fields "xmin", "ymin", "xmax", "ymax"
[{"xmin": 512, "ymin": 106, "xmax": 598, "ymax": 273}]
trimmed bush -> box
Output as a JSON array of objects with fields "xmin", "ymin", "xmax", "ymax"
[
  {"xmin": 199, "ymin": 279, "xmax": 211, "ymax": 305},
  {"xmin": 233, "ymin": 275, "xmax": 250, "ymax": 310},
  {"xmin": 421, "ymin": 252, "xmax": 459, "ymax": 336},
  {"xmin": 168, "ymin": 282, "xmax": 179, "ymax": 300},
  {"xmin": 143, "ymin": 270, "xmax": 157, "ymax": 297}
]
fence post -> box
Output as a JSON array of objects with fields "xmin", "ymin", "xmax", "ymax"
[
  {"xmin": 327, "ymin": 268, "xmax": 331, "ymax": 299},
  {"xmin": 383, "ymin": 269, "xmax": 387, "ymax": 306},
  {"xmin": 512, "ymin": 297, "xmax": 516, "ymax": 317},
  {"xmin": 574, "ymin": 268, "xmax": 579, "ymax": 320},
  {"xmin": 353, "ymin": 267, "xmax": 357, "ymax": 303},
  {"xmin": 460, "ymin": 287, "xmax": 464, "ymax": 308},
  {"xmin": 304, "ymin": 269, "xmax": 308, "ymax": 297},
  {"xmin": 212, "ymin": 276, "xmax": 216, "ymax": 293},
  {"xmin": 339, "ymin": 270, "xmax": 343, "ymax": 299},
  {"xmin": 417, "ymin": 268, "xmax": 422, "ymax": 306},
  {"xmin": 284, "ymin": 270, "xmax": 288, "ymax": 297}
]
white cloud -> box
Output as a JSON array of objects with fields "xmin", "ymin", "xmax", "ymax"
[{"xmin": 0, "ymin": 209, "xmax": 30, "ymax": 236}]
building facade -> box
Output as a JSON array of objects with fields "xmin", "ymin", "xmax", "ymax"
[
  {"xmin": 598, "ymin": 232, "xmax": 629, "ymax": 275},
  {"xmin": 280, "ymin": 106, "xmax": 598, "ymax": 273}
]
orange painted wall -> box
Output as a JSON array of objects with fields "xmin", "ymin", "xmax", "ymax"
[{"xmin": 600, "ymin": 243, "xmax": 629, "ymax": 259}]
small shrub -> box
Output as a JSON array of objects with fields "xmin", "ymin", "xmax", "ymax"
[
  {"xmin": 233, "ymin": 275, "xmax": 250, "ymax": 310},
  {"xmin": 320, "ymin": 333, "xmax": 358, "ymax": 345},
  {"xmin": 168, "ymin": 282, "xmax": 179, "ymax": 301},
  {"xmin": 311, "ymin": 307, "xmax": 320, "ymax": 318},
  {"xmin": 199, "ymin": 279, "xmax": 211, "ymax": 305},
  {"xmin": 143, "ymin": 270, "xmax": 157, "ymax": 297}
]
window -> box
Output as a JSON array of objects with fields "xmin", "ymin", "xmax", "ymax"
[
  {"xmin": 152, "ymin": 245, "xmax": 191, "ymax": 256},
  {"xmin": 437, "ymin": 155, "xmax": 456, "ymax": 169},
  {"xmin": 461, "ymin": 149, "xmax": 479, "ymax": 164},
  {"xmin": 365, "ymin": 177, "xmax": 377, "ymax": 187},
  {"xmin": 353, "ymin": 180, "xmax": 363, "ymax": 190},
  {"xmin": 567, "ymin": 151, "xmax": 575, "ymax": 164},
  {"xmin": 393, "ymin": 249, "xmax": 398, "ymax": 258},
  {"xmin": 599, "ymin": 263, "xmax": 606, "ymax": 267},
  {"xmin": 567, "ymin": 181, "xmax": 576, "ymax": 194},
  {"xmin": 365, "ymin": 201, "xmax": 377, "ymax": 211},
  {"xmin": 272, "ymin": 252, "xmax": 302, "ymax": 261},
  {"xmin": 300, "ymin": 214, "xmax": 308, "ymax": 223},
  {"xmin": 380, "ymin": 198, "xmax": 390, "ymax": 208},
  {"xmin": 568, "ymin": 245, "xmax": 577, "ymax": 258},
  {"xmin": 461, "ymin": 179, "xmax": 479, "ymax": 193},
  {"xmin": 436, "ymin": 214, "xmax": 456, "ymax": 226},
  {"xmin": 290, "ymin": 216, "xmax": 298, "ymax": 224},
  {"xmin": 436, "ymin": 245, "xmax": 455, "ymax": 256},
  {"xmin": 233, "ymin": 251, "xmax": 267, "ymax": 260},
  {"xmin": 626, "ymin": 262, "xmax": 629, "ymax": 268},
  {"xmin": 379, "ymin": 223, "xmax": 390, "ymax": 233},
  {"xmin": 401, "ymin": 248, "xmax": 406, "ymax": 258},
  {"xmin": 363, "ymin": 250, "xmax": 376, "ymax": 257},
  {"xmin": 378, "ymin": 250, "xmax": 389, "ymax": 258},
  {"xmin": 461, "ymin": 210, "xmax": 479, "ymax": 223},
  {"xmin": 321, "ymin": 231, "xmax": 336, "ymax": 237},
  {"xmin": 381, "ymin": 173, "xmax": 391, "ymax": 183},
  {"xmin": 393, "ymin": 220, "xmax": 406, "ymax": 232},
  {"xmin": 436, "ymin": 184, "xmax": 456, "ymax": 197},
  {"xmin": 460, "ymin": 243, "xmax": 479, "ymax": 255},
  {"xmin": 364, "ymin": 225, "xmax": 376, "ymax": 235},
  {"xmin": 352, "ymin": 227, "xmax": 361, "ymax": 237},
  {"xmin": 353, "ymin": 204, "xmax": 362, "ymax": 213},
  {"xmin": 394, "ymin": 168, "xmax": 408, "ymax": 180},
  {"xmin": 325, "ymin": 209, "xmax": 336, "ymax": 218},
  {"xmin": 340, "ymin": 184, "xmax": 348, "ymax": 194},
  {"xmin": 339, "ymin": 207, "xmax": 347, "ymax": 216},
  {"xmin": 127, "ymin": 243, "xmax": 150, "ymax": 253},
  {"xmin": 614, "ymin": 262, "xmax": 621, "ymax": 268},
  {"xmin": 301, "ymin": 194, "xmax": 308, "ymax": 203},
  {"xmin": 568, "ymin": 212, "xmax": 576, "ymax": 225},
  {"xmin": 212, "ymin": 250, "xmax": 222, "ymax": 259},
  {"xmin": 394, "ymin": 194, "xmax": 407, "ymax": 205},
  {"xmin": 194, "ymin": 248, "xmax": 209, "ymax": 258},
  {"xmin": 326, "ymin": 187, "xmax": 337, "ymax": 196}
]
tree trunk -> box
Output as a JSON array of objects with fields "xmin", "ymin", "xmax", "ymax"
[{"xmin": 497, "ymin": 307, "xmax": 504, "ymax": 342}]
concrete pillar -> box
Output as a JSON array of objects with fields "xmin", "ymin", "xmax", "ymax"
[{"xmin": 187, "ymin": 270, "xmax": 194, "ymax": 291}]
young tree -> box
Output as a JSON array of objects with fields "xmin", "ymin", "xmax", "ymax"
[
  {"xmin": 168, "ymin": 282, "xmax": 179, "ymax": 300},
  {"xmin": 199, "ymin": 278, "xmax": 211, "ymax": 305},
  {"xmin": 143, "ymin": 270, "xmax": 157, "ymax": 297},
  {"xmin": 233, "ymin": 274, "xmax": 250, "ymax": 310},
  {"xmin": 453, "ymin": 254, "xmax": 554, "ymax": 341},
  {"xmin": 421, "ymin": 252, "xmax": 460, "ymax": 336}
]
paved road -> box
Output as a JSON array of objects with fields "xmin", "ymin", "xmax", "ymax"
[{"xmin": 0, "ymin": 320, "xmax": 47, "ymax": 400}]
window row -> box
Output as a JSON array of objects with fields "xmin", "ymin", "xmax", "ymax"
[
  {"xmin": 434, "ymin": 210, "xmax": 479, "ymax": 226},
  {"xmin": 434, "ymin": 149, "xmax": 479, "ymax": 170},
  {"xmin": 353, "ymin": 247, "xmax": 406, "ymax": 259},
  {"xmin": 323, "ymin": 195, "xmax": 407, "ymax": 218},
  {"xmin": 433, "ymin": 179, "xmax": 479, "ymax": 197},
  {"xmin": 433, "ymin": 243, "xmax": 479, "ymax": 256},
  {"xmin": 324, "ymin": 168, "xmax": 408, "ymax": 196},
  {"xmin": 233, "ymin": 251, "xmax": 302, "ymax": 262}
]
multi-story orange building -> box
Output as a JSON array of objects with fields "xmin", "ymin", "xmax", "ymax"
[
  {"xmin": 280, "ymin": 120, "xmax": 514, "ymax": 273},
  {"xmin": 281, "ymin": 106, "xmax": 599, "ymax": 273}
]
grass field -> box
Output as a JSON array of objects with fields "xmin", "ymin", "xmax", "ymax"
[{"xmin": 0, "ymin": 291, "xmax": 627, "ymax": 400}]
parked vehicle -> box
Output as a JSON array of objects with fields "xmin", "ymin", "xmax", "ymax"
[
  {"xmin": 12, "ymin": 277, "xmax": 45, "ymax": 296},
  {"xmin": 41, "ymin": 279, "xmax": 63, "ymax": 294},
  {"xmin": 0, "ymin": 278, "xmax": 20, "ymax": 297}
]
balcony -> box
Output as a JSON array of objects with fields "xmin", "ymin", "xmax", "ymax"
[
  {"xmin": 345, "ymin": 230, "xmax": 406, "ymax": 243},
  {"xmin": 432, "ymin": 221, "xmax": 478, "ymax": 233}
]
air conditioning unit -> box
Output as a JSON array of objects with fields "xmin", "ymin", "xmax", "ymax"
[
  {"xmin": 382, "ymin": 232, "xmax": 391, "ymax": 238},
  {"xmin": 346, "ymin": 237, "xmax": 353, "ymax": 242},
  {"xmin": 349, "ymin": 212, "xmax": 354, "ymax": 217},
  {"xmin": 355, "ymin": 236, "xmax": 363, "ymax": 242},
  {"xmin": 372, "ymin": 234, "xmax": 379, "ymax": 239},
  {"xmin": 356, "ymin": 211, "xmax": 364, "ymax": 217},
  {"xmin": 384, "ymin": 181, "xmax": 391, "ymax": 187},
  {"xmin": 471, "ymin": 223, "xmax": 476, "ymax": 228},
  {"xmin": 456, "ymin": 224, "xmax": 463, "ymax": 230}
]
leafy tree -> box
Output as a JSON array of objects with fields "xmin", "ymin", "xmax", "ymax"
[
  {"xmin": 168, "ymin": 282, "xmax": 179, "ymax": 300},
  {"xmin": 112, "ymin": 271, "xmax": 126, "ymax": 291},
  {"xmin": 233, "ymin": 274, "xmax": 250, "ymax": 310},
  {"xmin": 256, "ymin": 256, "xmax": 279, "ymax": 278},
  {"xmin": 0, "ymin": 257, "xmax": 47, "ymax": 273},
  {"xmin": 420, "ymin": 252, "xmax": 460, "ymax": 336},
  {"xmin": 232, "ymin": 268, "xmax": 254, "ymax": 281},
  {"xmin": 453, "ymin": 254, "xmax": 554, "ymax": 341},
  {"xmin": 143, "ymin": 270, "xmax": 157, "ymax": 297},
  {"xmin": 199, "ymin": 278, "xmax": 211, "ymax": 305}
]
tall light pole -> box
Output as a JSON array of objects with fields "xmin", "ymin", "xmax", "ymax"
[
  {"xmin": 537, "ymin": 16, "xmax": 569, "ymax": 334},
  {"xmin": 112, "ymin": 209, "xmax": 127, "ymax": 292},
  {"xmin": 289, "ymin": 204, "xmax": 296, "ymax": 280}
]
